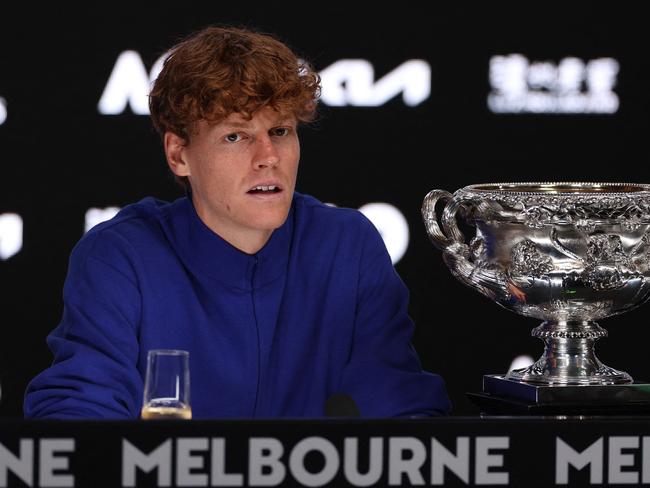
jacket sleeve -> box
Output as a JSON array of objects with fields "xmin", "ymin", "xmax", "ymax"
[
  {"xmin": 24, "ymin": 229, "xmax": 143, "ymax": 419},
  {"xmin": 339, "ymin": 216, "xmax": 451, "ymax": 417}
]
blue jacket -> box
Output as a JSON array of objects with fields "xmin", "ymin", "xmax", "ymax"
[{"xmin": 24, "ymin": 193, "xmax": 450, "ymax": 418}]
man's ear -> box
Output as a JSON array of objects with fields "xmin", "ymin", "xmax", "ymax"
[{"xmin": 164, "ymin": 132, "xmax": 191, "ymax": 177}]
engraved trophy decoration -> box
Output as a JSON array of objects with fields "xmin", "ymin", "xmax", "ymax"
[{"xmin": 423, "ymin": 182, "xmax": 650, "ymax": 413}]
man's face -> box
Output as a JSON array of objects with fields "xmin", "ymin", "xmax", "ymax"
[{"xmin": 169, "ymin": 107, "xmax": 300, "ymax": 252}]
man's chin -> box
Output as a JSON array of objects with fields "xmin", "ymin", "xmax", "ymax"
[{"xmin": 247, "ymin": 210, "xmax": 290, "ymax": 232}]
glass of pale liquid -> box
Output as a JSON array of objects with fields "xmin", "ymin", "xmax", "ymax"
[{"xmin": 141, "ymin": 349, "xmax": 192, "ymax": 420}]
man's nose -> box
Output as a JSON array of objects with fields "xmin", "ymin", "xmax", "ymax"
[{"xmin": 253, "ymin": 136, "xmax": 280, "ymax": 169}]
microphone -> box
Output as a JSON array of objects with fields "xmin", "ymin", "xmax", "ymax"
[{"xmin": 325, "ymin": 393, "xmax": 360, "ymax": 417}]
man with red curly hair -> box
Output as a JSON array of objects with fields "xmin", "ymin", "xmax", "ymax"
[{"xmin": 25, "ymin": 26, "xmax": 450, "ymax": 418}]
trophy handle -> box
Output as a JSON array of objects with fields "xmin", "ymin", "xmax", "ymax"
[
  {"xmin": 421, "ymin": 189, "xmax": 465, "ymax": 250},
  {"xmin": 422, "ymin": 189, "xmax": 509, "ymax": 301}
]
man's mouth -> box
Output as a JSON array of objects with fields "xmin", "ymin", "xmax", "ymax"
[{"xmin": 247, "ymin": 185, "xmax": 282, "ymax": 194}]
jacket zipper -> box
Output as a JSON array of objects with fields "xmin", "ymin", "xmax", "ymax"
[{"xmin": 250, "ymin": 255, "xmax": 261, "ymax": 417}]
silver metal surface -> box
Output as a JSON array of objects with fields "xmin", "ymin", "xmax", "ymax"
[{"xmin": 423, "ymin": 182, "xmax": 650, "ymax": 386}]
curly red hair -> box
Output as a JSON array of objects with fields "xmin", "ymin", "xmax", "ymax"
[
  {"xmin": 149, "ymin": 25, "xmax": 321, "ymax": 188},
  {"xmin": 150, "ymin": 25, "xmax": 320, "ymax": 137}
]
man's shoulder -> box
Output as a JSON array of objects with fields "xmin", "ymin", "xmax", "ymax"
[
  {"xmin": 291, "ymin": 192, "xmax": 392, "ymax": 272},
  {"xmin": 87, "ymin": 196, "xmax": 175, "ymax": 234},
  {"xmin": 293, "ymin": 192, "xmax": 373, "ymax": 233},
  {"xmin": 71, "ymin": 196, "xmax": 182, "ymax": 262}
]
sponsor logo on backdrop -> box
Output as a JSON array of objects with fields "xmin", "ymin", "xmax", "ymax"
[
  {"xmin": 318, "ymin": 59, "xmax": 430, "ymax": 107},
  {"xmin": 98, "ymin": 51, "xmax": 431, "ymax": 115},
  {"xmin": 0, "ymin": 97, "xmax": 6, "ymax": 125},
  {"xmin": 98, "ymin": 51, "xmax": 165, "ymax": 115},
  {"xmin": 85, "ymin": 206, "xmax": 121, "ymax": 233},
  {"xmin": 358, "ymin": 202, "xmax": 409, "ymax": 264},
  {"xmin": 0, "ymin": 213, "xmax": 22, "ymax": 260},
  {"xmin": 488, "ymin": 54, "xmax": 619, "ymax": 114}
]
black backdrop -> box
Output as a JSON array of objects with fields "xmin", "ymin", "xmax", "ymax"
[{"xmin": 2, "ymin": 6, "xmax": 649, "ymax": 417}]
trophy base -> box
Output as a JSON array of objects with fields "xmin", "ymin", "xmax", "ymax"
[{"xmin": 467, "ymin": 374, "xmax": 650, "ymax": 415}]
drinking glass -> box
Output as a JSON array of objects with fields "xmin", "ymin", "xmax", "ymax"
[{"xmin": 141, "ymin": 349, "xmax": 192, "ymax": 419}]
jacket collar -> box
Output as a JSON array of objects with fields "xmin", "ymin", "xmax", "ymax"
[{"xmin": 167, "ymin": 196, "xmax": 293, "ymax": 291}]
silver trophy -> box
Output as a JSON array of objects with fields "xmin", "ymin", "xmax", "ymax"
[{"xmin": 422, "ymin": 182, "xmax": 650, "ymax": 411}]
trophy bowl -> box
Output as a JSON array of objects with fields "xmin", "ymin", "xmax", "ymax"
[{"xmin": 422, "ymin": 182, "xmax": 650, "ymax": 388}]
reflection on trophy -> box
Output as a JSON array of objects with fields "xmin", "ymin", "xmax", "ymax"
[{"xmin": 422, "ymin": 182, "xmax": 650, "ymax": 413}]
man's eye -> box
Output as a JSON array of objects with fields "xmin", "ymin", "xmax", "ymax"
[
  {"xmin": 272, "ymin": 127, "xmax": 289, "ymax": 137},
  {"xmin": 225, "ymin": 133, "xmax": 241, "ymax": 142}
]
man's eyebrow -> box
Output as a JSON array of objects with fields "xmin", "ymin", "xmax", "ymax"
[
  {"xmin": 220, "ymin": 121, "xmax": 252, "ymax": 130},
  {"xmin": 274, "ymin": 115, "xmax": 296, "ymax": 124},
  {"xmin": 219, "ymin": 117, "xmax": 295, "ymax": 130}
]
